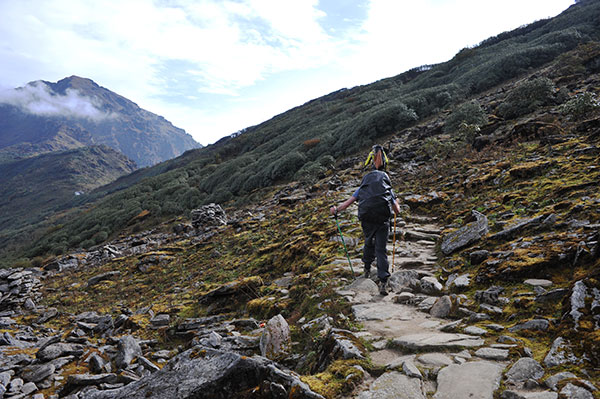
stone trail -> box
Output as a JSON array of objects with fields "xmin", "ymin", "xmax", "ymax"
[{"xmin": 331, "ymin": 214, "xmax": 567, "ymax": 399}]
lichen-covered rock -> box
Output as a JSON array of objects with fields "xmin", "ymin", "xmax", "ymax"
[
  {"xmin": 505, "ymin": 358, "xmax": 544, "ymax": 384},
  {"xmin": 441, "ymin": 210, "xmax": 489, "ymax": 255},
  {"xmin": 259, "ymin": 314, "xmax": 291, "ymax": 360},
  {"xmin": 543, "ymin": 337, "xmax": 579, "ymax": 367}
]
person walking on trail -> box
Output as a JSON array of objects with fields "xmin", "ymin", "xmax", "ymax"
[{"xmin": 330, "ymin": 145, "xmax": 401, "ymax": 295}]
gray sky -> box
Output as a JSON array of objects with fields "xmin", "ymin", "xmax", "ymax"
[{"xmin": 0, "ymin": 0, "xmax": 575, "ymax": 145}]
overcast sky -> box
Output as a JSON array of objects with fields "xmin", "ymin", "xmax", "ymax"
[{"xmin": 0, "ymin": 0, "xmax": 575, "ymax": 146}]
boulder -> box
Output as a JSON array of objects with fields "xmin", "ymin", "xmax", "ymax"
[
  {"xmin": 419, "ymin": 277, "xmax": 443, "ymax": 295},
  {"xmin": 115, "ymin": 335, "xmax": 142, "ymax": 370},
  {"xmin": 440, "ymin": 210, "xmax": 489, "ymax": 255},
  {"xmin": 37, "ymin": 343, "xmax": 84, "ymax": 362},
  {"xmin": 505, "ymin": 358, "xmax": 544, "ymax": 384},
  {"xmin": 259, "ymin": 314, "xmax": 291, "ymax": 360},
  {"xmin": 430, "ymin": 295, "xmax": 455, "ymax": 319},
  {"xmin": 85, "ymin": 347, "xmax": 324, "ymax": 399},
  {"xmin": 388, "ymin": 270, "xmax": 420, "ymax": 292}
]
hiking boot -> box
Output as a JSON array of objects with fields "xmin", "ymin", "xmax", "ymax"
[
  {"xmin": 378, "ymin": 280, "xmax": 388, "ymax": 296},
  {"xmin": 363, "ymin": 267, "xmax": 371, "ymax": 279}
]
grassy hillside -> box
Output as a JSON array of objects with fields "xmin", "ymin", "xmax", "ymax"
[
  {"xmin": 0, "ymin": 145, "xmax": 136, "ymax": 260},
  {"xmin": 10, "ymin": 0, "xmax": 600, "ymax": 263}
]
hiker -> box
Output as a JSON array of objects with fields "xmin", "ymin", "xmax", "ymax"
[{"xmin": 330, "ymin": 145, "xmax": 401, "ymax": 295}]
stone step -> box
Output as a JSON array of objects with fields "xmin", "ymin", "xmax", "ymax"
[{"xmin": 391, "ymin": 332, "xmax": 484, "ymax": 352}]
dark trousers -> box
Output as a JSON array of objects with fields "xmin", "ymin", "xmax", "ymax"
[{"xmin": 361, "ymin": 220, "xmax": 390, "ymax": 282}]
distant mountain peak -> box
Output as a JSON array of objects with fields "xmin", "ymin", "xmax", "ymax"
[{"xmin": 0, "ymin": 77, "xmax": 201, "ymax": 167}]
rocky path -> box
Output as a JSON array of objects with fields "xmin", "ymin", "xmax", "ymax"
[{"xmin": 332, "ymin": 214, "xmax": 565, "ymax": 399}]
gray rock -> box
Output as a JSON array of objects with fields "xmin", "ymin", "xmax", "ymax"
[
  {"xmin": 560, "ymin": 383, "xmax": 593, "ymax": 399},
  {"xmin": 358, "ymin": 371, "xmax": 425, "ymax": 399},
  {"xmin": 61, "ymin": 373, "xmax": 118, "ymax": 395},
  {"xmin": 543, "ymin": 337, "xmax": 579, "ymax": 367},
  {"xmin": 392, "ymin": 332, "xmax": 484, "ymax": 352},
  {"xmin": 21, "ymin": 363, "xmax": 55, "ymax": 383},
  {"xmin": 508, "ymin": 319, "xmax": 549, "ymax": 333},
  {"xmin": 416, "ymin": 353, "xmax": 453, "ymax": 367},
  {"xmin": 544, "ymin": 371, "xmax": 577, "ymax": 390},
  {"xmin": 315, "ymin": 329, "xmax": 365, "ymax": 372},
  {"xmin": 535, "ymin": 289, "xmax": 569, "ymax": 303},
  {"xmin": 440, "ymin": 210, "xmax": 489, "ymax": 255},
  {"xmin": 505, "ymin": 358, "xmax": 544, "ymax": 384},
  {"xmin": 474, "ymin": 348, "xmax": 509, "ymax": 360},
  {"xmin": 447, "ymin": 274, "xmax": 471, "ymax": 290},
  {"xmin": 489, "ymin": 215, "xmax": 546, "ymax": 241},
  {"xmin": 85, "ymin": 347, "xmax": 324, "ymax": 399},
  {"xmin": 37, "ymin": 343, "xmax": 84, "ymax": 361},
  {"xmin": 470, "ymin": 250, "xmax": 490, "ymax": 265},
  {"xmin": 137, "ymin": 356, "xmax": 160, "ymax": 373},
  {"xmin": 524, "ymin": 279, "xmax": 553, "ymax": 288},
  {"xmin": 150, "ymin": 314, "xmax": 170, "ymax": 327},
  {"xmin": 260, "ymin": 314, "xmax": 290, "ymax": 360},
  {"xmin": 22, "ymin": 381, "xmax": 38, "ymax": 395},
  {"xmin": 347, "ymin": 278, "xmax": 379, "ymax": 295},
  {"xmin": 439, "ymin": 320, "xmax": 462, "ymax": 332},
  {"xmin": 115, "ymin": 335, "xmax": 142, "ymax": 370},
  {"xmin": 402, "ymin": 360, "xmax": 423, "ymax": 379},
  {"xmin": 419, "ymin": 277, "xmax": 443, "ymax": 295},
  {"xmin": 89, "ymin": 353, "xmax": 108, "ymax": 374},
  {"xmin": 0, "ymin": 370, "xmax": 13, "ymax": 386},
  {"xmin": 388, "ymin": 270, "xmax": 420, "ymax": 292},
  {"xmin": 87, "ymin": 271, "xmax": 120, "ymax": 288},
  {"xmin": 430, "ymin": 296, "xmax": 453, "ymax": 318},
  {"xmin": 569, "ymin": 280, "xmax": 588, "ymax": 326},
  {"xmin": 434, "ymin": 361, "xmax": 504, "ymax": 399},
  {"xmin": 464, "ymin": 326, "xmax": 487, "ymax": 336},
  {"xmin": 475, "ymin": 286, "xmax": 504, "ymax": 305}
]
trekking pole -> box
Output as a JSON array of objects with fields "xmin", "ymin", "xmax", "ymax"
[
  {"xmin": 392, "ymin": 213, "xmax": 397, "ymax": 274},
  {"xmin": 334, "ymin": 214, "xmax": 356, "ymax": 279}
]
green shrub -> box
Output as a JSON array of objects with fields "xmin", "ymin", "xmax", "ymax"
[
  {"xmin": 560, "ymin": 92, "xmax": 600, "ymax": 120},
  {"xmin": 295, "ymin": 161, "xmax": 326, "ymax": 183},
  {"xmin": 497, "ymin": 77, "xmax": 557, "ymax": 119},
  {"xmin": 444, "ymin": 101, "xmax": 488, "ymax": 133},
  {"xmin": 421, "ymin": 137, "xmax": 458, "ymax": 160}
]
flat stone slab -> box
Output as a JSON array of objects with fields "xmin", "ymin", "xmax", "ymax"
[
  {"xmin": 434, "ymin": 361, "xmax": 504, "ymax": 399},
  {"xmin": 475, "ymin": 347, "xmax": 510, "ymax": 361},
  {"xmin": 353, "ymin": 303, "xmax": 413, "ymax": 321},
  {"xmin": 358, "ymin": 371, "xmax": 426, "ymax": 399},
  {"xmin": 392, "ymin": 333, "xmax": 484, "ymax": 352},
  {"xmin": 524, "ymin": 279, "xmax": 553, "ymax": 288}
]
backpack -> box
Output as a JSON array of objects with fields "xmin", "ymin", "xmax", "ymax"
[{"xmin": 357, "ymin": 170, "xmax": 394, "ymax": 223}]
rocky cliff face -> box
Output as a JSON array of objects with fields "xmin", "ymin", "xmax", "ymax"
[{"xmin": 0, "ymin": 76, "xmax": 200, "ymax": 167}]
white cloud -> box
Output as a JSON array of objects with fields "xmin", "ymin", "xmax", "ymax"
[{"xmin": 0, "ymin": 81, "xmax": 111, "ymax": 120}]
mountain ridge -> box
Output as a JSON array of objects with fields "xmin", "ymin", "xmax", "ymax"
[{"xmin": 0, "ymin": 75, "xmax": 201, "ymax": 167}]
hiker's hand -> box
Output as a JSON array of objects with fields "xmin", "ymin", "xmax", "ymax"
[{"xmin": 330, "ymin": 206, "xmax": 338, "ymax": 216}]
